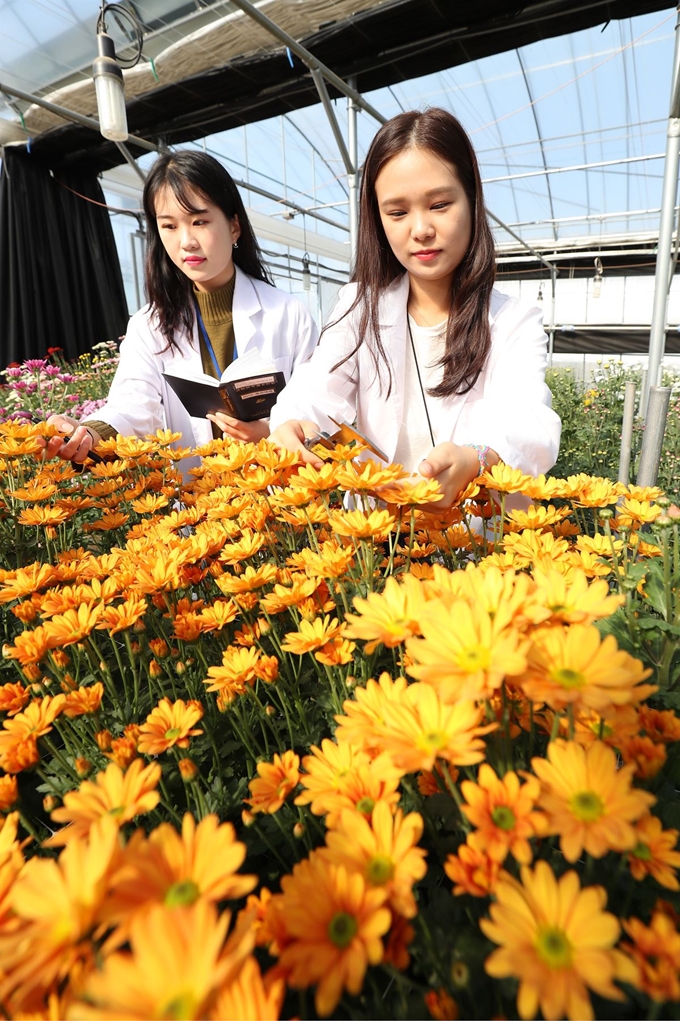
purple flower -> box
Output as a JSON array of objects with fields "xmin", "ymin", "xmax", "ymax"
[
  {"xmin": 45, "ymin": 365, "xmax": 61, "ymax": 377},
  {"xmin": 23, "ymin": 359, "xmax": 48, "ymax": 371},
  {"xmin": 3, "ymin": 367, "xmax": 22, "ymax": 378}
]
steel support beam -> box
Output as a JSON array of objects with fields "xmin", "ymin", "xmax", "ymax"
[
  {"xmin": 347, "ymin": 76, "xmax": 360, "ymax": 264},
  {"xmin": 643, "ymin": 2, "xmax": 680, "ymax": 419},
  {"xmin": 225, "ymin": 0, "xmax": 386, "ymax": 126},
  {"xmin": 115, "ymin": 141, "xmax": 147, "ymax": 182},
  {"xmin": 310, "ymin": 69, "xmax": 353, "ymax": 174}
]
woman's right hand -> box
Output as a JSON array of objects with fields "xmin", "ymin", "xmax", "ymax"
[
  {"xmin": 38, "ymin": 415, "xmax": 102, "ymax": 463},
  {"xmin": 268, "ymin": 419, "xmax": 325, "ymax": 467}
]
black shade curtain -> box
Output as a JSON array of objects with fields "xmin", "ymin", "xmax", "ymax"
[{"xmin": 0, "ymin": 148, "xmax": 129, "ymax": 367}]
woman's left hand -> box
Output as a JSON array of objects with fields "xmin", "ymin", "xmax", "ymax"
[
  {"xmin": 416, "ymin": 442, "xmax": 487, "ymax": 510},
  {"xmin": 207, "ymin": 413, "xmax": 270, "ymax": 443}
]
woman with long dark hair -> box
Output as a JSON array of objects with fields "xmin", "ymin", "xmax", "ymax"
[
  {"xmin": 42, "ymin": 150, "xmax": 318, "ymax": 464},
  {"xmin": 269, "ymin": 108, "xmax": 560, "ymax": 505}
]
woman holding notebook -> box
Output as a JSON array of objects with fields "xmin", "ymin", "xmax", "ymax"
[{"xmin": 40, "ymin": 151, "xmax": 318, "ymax": 464}]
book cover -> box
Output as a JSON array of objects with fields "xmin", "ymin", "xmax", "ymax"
[{"xmin": 162, "ymin": 351, "xmax": 286, "ymax": 422}]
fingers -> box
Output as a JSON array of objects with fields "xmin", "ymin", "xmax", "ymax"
[
  {"xmin": 42, "ymin": 420, "xmax": 94, "ymax": 463},
  {"xmin": 207, "ymin": 414, "xmax": 271, "ymax": 443},
  {"xmin": 269, "ymin": 420, "xmax": 324, "ymax": 468}
]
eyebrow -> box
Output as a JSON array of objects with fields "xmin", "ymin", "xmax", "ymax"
[
  {"xmin": 156, "ymin": 208, "xmax": 209, "ymax": 218},
  {"xmin": 379, "ymin": 186, "xmax": 456, "ymax": 206}
]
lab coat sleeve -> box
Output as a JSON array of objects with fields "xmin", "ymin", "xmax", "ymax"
[
  {"xmin": 288, "ymin": 298, "xmax": 320, "ymax": 369},
  {"xmin": 269, "ymin": 284, "xmax": 360, "ymax": 433},
  {"xmin": 454, "ymin": 301, "xmax": 561, "ymax": 477},
  {"xmin": 89, "ymin": 311, "xmax": 168, "ymax": 438}
]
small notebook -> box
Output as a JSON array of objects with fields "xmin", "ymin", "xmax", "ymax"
[{"xmin": 162, "ymin": 350, "xmax": 286, "ymax": 422}]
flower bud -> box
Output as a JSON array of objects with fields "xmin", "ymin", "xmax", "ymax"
[
  {"xmin": 75, "ymin": 757, "xmax": 93, "ymax": 778},
  {"xmin": 95, "ymin": 729, "xmax": 113, "ymax": 751},
  {"xmin": 178, "ymin": 758, "xmax": 199, "ymax": 782},
  {"xmin": 293, "ymin": 822, "xmax": 306, "ymax": 839},
  {"xmin": 241, "ymin": 809, "xmax": 256, "ymax": 827},
  {"xmin": 43, "ymin": 795, "xmax": 60, "ymax": 813}
]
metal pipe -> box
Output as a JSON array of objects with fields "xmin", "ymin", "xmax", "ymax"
[
  {"xmin": 310, "ymin": 69, "xmax": 353, "ymax": 175},
  {"xmin": 225, "ymin": 0, "xmax": 386, "ymax": 126},
  {"xmin": 637, "ymin": 386, "xmax": 672, "ymax": 487},
  {"xmin": 548, "ymin": 266, "xmax": 556, "ymax": 367},
  {"xmin": 347, "ymin": 75, "xmax": 359, "ymax": 265},
  {"xmin": 115, "ymin": 141, "xmax": 146, "ymax": 182},
  {"xmin": 483, "ymin": 152, "xmax": 665, "ymax": 184},
  {"xmin": 643, "ymin": 3, "xmax": 680, "ymax": 420},
  {"xmin": 486, "ymin": 208, "xmax": 557, "ymax": 275},
  {"xmin": 0, "ymin": 79, "xmax": 161, "ymax": 154},
  {"xmin": 618, "ymin": 380, "xmax": 638, "ymax": 485}
]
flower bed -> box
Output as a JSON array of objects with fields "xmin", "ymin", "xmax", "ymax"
[{"xmin": 0, "ymin": 424, "xmax": 679, "ymax": 1020}]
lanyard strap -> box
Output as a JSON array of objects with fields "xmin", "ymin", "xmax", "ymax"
[
  {"xmin": 407, "ymin": 315, "xmax": 436, "ymax": 448},
  {"xmin": 194, "ymin": 301, "xmax": 237, "ymax": 378}
]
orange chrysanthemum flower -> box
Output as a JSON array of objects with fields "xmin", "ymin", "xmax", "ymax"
[
  {"xmin": 327, "ymin": 508, "xmax": 395, "ymax": 540},
  {"xmin": 274, "ymin": 852, "xmax": 391, "ymax": 1016},
  {"xmin": 519, "ymin": 625, "xmax": 655, "ymax": 714},
  {"xmin": 204, "ymin": 646, "xmax": 260, "ymax": 703},
  {"xmin": 0, "ymin": 816, "xmax": 120, "ymax": 1009},
  {"xmin": 621, "ymin": 909, "xmax": 680, "ymax": 1002},
  {"xmin": 320, "ymin": 802, "xmax": 427, "ymax": 918},
  {"xmin": 637, "ymin": 706, "xmax": 680, "ymax": 744},
  {"xmin": 370, "ymin": 683, "xmax": 494, "ymax": 773},
  {"xmin": 71, "ymin": 900, "xmax": 253, "ymax": 1020},
  {"xmin": 42, "ymin": 604, "xmax": 102, "ymax": 649},
  {"xmin": 62, "ymin": 683, "xmax": 104, "ymax": 718},
  {"xmin": 460, "ymin": 764, "xmax": 546, "ymax": 864},
  {"xmin": 245, "ymin": 751, "xmax": 300, "ymax": 814},
  {"xmin": 281, "ymin": 616, "xmax": 346, "ymax": 654},
  {"xmin": 334, "ymin": 673, "xmax": 410, "ymax": 753},
  {"xmin": 406, "ymin": 599, "xmax": 528, "ymax": 702},
  {"xmin": 3, "ymin": 625, "xmax": 50, "ymax": 666},
  {"xmin": 531, "ymin": 740, "xmax": 654, "ymax": 862},
  {"xmin": 0, "ymin": 694, "xmax": 66, "ymax": 774},
  {"xmin": 343, "ymin": 576, "xmax": 426, "ymax": 654},
  {"xmin": 528, "ymin": 568, "xmax": 624, "ymax": 626},
  {"xmin": 444, "ymin": 838, "xmax": 501, "ymax": 898},
  {"xmin": 95, "ymin": 596, "xmax": 148, "ymax": 634},
  {"xmin": 481, "ymin": 861, "xmax": 632, "ymax": 1021},
  {"xmin": 137, "ymin": 698, "xmax": 203, "ymax": 756},
  {"xmin": 258, "ymin": 575, "xmax": 320, "ymax": 614},
  {"xmin": 0, "ymin": 775, "xmax": 18, "ymax": 811},
  {"xmin": 215, "ymin": 563, "xmax": 278, "ymax": 595},
  {"xmin": 17, "ymin": 505, "xmax": 71, "ymax": 527},
  {"xmin": 619, "ymin": 735, "xmax": 667, "ymax": 779},
  {"xmin": 627, "ymin": 814, "xmax": 680, "ymax": 890},
  {"xmin": 424, "ymin": 986, "xmax": 459, "ymax": 1021},
  {"xmin": 105, "ymin": 813, "xmax": 256, "ymax": 929},
  {"xmin": 48, "ymin": 760, "xmax": 161, "ymax": 843},
  {"xmin": 0, "ymin": 563, "xmax": 56, "ymax": 603},
  {"xmin": 209, "ymin": 955, "xmax": 284, "ymax": 1021},
  {"xmin": 0, "ymin": 682, "xmax": 30, "ymax": 717}
]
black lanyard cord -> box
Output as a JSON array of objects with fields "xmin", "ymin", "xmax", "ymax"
[{"xmin": 407, "ymin": 315, "xmax": 436, "ymax": 449}]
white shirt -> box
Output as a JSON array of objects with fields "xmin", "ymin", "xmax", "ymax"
[{"xmin": 392, "ymin": 315, "xmax": 446, "ymax": 472}]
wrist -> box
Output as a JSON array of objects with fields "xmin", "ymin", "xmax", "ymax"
[{"xmin": 464, "ymin": 443, "xmax": 492, "ymax": 477}]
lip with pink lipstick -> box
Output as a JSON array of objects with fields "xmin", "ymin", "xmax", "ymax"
[
  {"xmin": 412, "ymin": 249, "xmax": 441, "ymax": 261},
  {"xmin": 184, "ymin": 256, "xmax": 206, "ymax": 267}
]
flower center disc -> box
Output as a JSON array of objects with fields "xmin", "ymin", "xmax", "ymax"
[
  {"xmin": 165, "ymin": 879, "xmax": 200, "ymax": 907},
  {"xmin": 366, "ymin": 854, "xmax": 395, "ymax": 885},
  {"xmin": 458, "ymin": 646, "xmax": 491, "ymax": 673},
  {"xmin": 552, "ymin": 667, "xmax": 585, "ymax": 690},
  {"xmin": 165, "ymin": 727, "xmax": 182, "ymax": 740},
  {"xmin": 328, "ymin": 911, "xmax": 358, "ymax": 948},
  {"xmin": 355, "ymin": 796, "xmax": 375, "ymax": 815},
  {"xmin": 632, "ymin": 841, "xmax": 652, "ymax": 861},
  {"xmin": 569, "ymin": 789, "xmax": 604, "ymax": 822},
  {"xmin": 535, "ymin": 926, "xmax": 572, "ymax": 969},
  {"xmin": 491, "ymin": 805, "xmax": 516, "ymax": 831}
]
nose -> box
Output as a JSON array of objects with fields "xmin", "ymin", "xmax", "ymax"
[
  {"xmin": 410, "ymin": 210, "xmax": 435, "ymax": 241},
  {"xmin": 179, "ymin": 223, "xmax": 198, "ymax": 249}
]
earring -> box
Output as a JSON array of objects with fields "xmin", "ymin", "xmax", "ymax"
[{"xmin": 233, "ymin": 241, "xmax": 239, "ymax": 249}]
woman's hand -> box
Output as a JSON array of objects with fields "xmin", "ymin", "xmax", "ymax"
[
  {"xmin": 37, "ymin": 415, "xmax": 102, "ymax": 463},
  {"xmin": 206, "ymin": 413, "xmax": 271, "ymax": 443},
  {"xmin": 268, "ymin": 419, "xmax": 325, "ymax": 467},
  {"xmin": 417, "ymin": 442, "xmax": 494, "ymax": 510}
]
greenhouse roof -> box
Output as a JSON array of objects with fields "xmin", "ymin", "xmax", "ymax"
[{"xmin": 0, "ymin": 0, "xmax": 677, "ymax": 252}]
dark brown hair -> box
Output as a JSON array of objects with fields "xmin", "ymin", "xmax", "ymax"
[
  {"xmin": 142, "ymin": 150, "xmax": 272, "ymax": 351},
  {"xmin": 332, "ymin": 108, "xmax": 495, "ymax": 397}
]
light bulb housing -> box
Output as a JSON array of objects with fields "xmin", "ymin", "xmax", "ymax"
[
  {"xmin": 93, "ymin": 31, "xmax": 128, "ymax": 142},
  {"xmin": 301, "ymin": 254, "xmax": 311, "ymax": 292}
]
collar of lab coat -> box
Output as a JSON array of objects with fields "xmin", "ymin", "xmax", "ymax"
[{"xmin": 232, "ymin": 265, "xmax": 260, "ymax": 355}]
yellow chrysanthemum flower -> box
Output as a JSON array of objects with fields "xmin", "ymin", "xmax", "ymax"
[
  {"xmin": 344, "ymin": 575, "xmax": 427, "ymax": 654},
  {"xmin": 137, "ymin": 698, "xmax": 203, "ymax": 756},
  {"xmin": 48, "ymin": 760, "xmax": 161, "ymax": 844},
  {"xmin": 281, "ymin": 616, "xmax": 346, "ymax": 654},
  {"xmin": 320, "ymin": 802, "xmax": 427, "ymax": 918},
  {"xmin": 460, "ymin": 764, "xmax": 546, "ymax": 864},
  {"xmin": 406, "ymin": 598, "xmax": 528, "ymax": 702},
  {"xmin": 528, "ymin": 567, "xmax": 624, "ymax": 626},
  {"xmin": 275, "ymin": 853, "xmax": 391, "ymax": 1016},
  {"xmin": 531, "ymin": 740, "xmax": 654, "ymax": 862},
  {"xmin": 481, "ymin": 860, "xmax": 632, "ymax": 1021},
  {"xmin": 519, "ymin": 624, "xmax": 655, "ymax": 714},
  {"xmin": 246, "ymin": 751, "xmax": 300, "ymax": 814},
  {"xmin": 327, "ymin": 508, "xmax": 395, "ymax": 539}
]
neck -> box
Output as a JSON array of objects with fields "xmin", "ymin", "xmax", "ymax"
[
  {"xmin": 194, "ymin": 265, "xmax": 235, "ymax": 293},
  {"xmin": 407, "ymin": 274, "xmax": 452, "ymax": 319}
]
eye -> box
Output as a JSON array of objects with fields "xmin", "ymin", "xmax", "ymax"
[
  {"xmin": 432, "ymin": 202, "xmax": 450, "ymax": 210},
  {"xmin": 193, "ymin": 219, "xmax": 208, "ymax": 226},
  {"xmin": 386, "ymin": 210, "xmax": 406, "ymax": 219},
  {"xmin": 160, "ymin": 223, "xmax": 175, "ymax": 230}
]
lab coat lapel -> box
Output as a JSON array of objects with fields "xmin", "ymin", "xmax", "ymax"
[
  {"xmin": 232, "ymin": 265, "xmax": 260, "ymax": 357},
  {"xmin": 375, "ymin": 275, "xmax": 409, "ymax": 463}
]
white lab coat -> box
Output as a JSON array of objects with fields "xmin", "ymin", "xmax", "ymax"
[
  {"xmin": 94, "ymin": 267, "xmax": 319, "ymax": 471},
  {"xmin": 269, "ymin": 274, "xmax": 561, "ymax": 477}
]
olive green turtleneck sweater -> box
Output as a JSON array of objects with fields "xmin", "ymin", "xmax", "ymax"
[{"xmin": 85, "ymin": 275, "xmax": 236, "ymax": 441}]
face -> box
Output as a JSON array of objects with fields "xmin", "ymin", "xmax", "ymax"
[
  {"xmin": 154, "ymin": 185, "xmax": 241, "ymax": 292},
  {"xmin": 374, "ymin": 146, "xmax": 473, "ymax": 292}
]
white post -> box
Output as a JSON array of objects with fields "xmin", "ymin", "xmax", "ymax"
[
  {"xmin": 637, "ymin": 387, "xmax": 672, "ymax": 487},
  {"xmin": 618, "ymin": 380, "xmax": 638, "ymax": 485},
  {"xmin": 642, "ymin": 4, "xmax": 680, "ymax": 419}
]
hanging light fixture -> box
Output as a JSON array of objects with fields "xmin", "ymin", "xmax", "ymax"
[
  {"xmin": 301, "ymin": 253, "xmax": 311, "ymax": 292},
  {"xmin": 537, "ymin": 282, "xmax": 544, "ymax": 302},
  {"xmin": 92, "ymin": 3, "xmax": 144, "ymax": 142},
  {"xmin": 592, "ymin": 256, "xmax": 604, "ymax": 299}
]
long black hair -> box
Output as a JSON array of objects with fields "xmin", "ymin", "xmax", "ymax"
[
  {"xmin": 142, "ymin": 150, "xmax": 272, "ymax": 351},
  {"xmin": 332, "ymin": 108, "xmax": 496, "ymax": 397}
]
